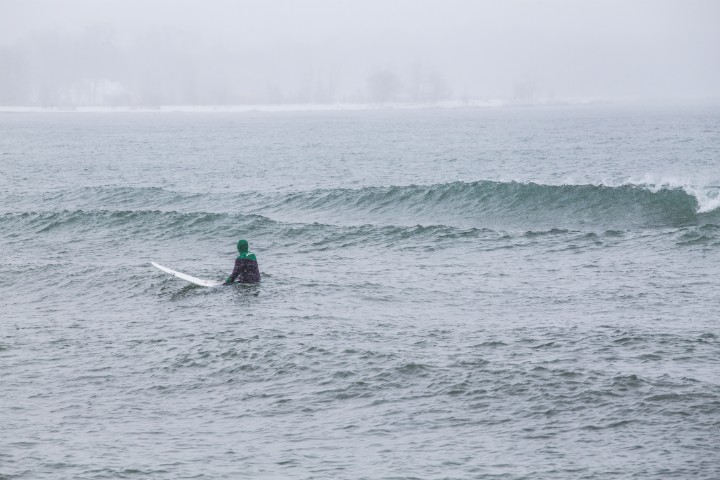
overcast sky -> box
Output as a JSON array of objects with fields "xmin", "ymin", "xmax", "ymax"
[{"xmin": 1, "ymin": 0, "xmax": 718, "ymax": 105}]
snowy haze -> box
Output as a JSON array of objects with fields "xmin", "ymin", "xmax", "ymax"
[{"xmin": 1, "ymin": 0, "xmax": 718, "ymax": 107}]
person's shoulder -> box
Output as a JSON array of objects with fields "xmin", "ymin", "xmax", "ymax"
[{"xmin": 247, "ymin": 253, "xmax": 257, "ymax": 261}]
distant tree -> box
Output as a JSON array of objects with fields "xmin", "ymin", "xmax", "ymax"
[
  {"xmin": 408, "ymin": 63, "xmax": 449, "ymax": 103},
  {"xmin": 0, "ymin": 46, "xmax": 29, "ymax": 105},
  {"xmin": 367, "ymin": 70, "xmax": 400, "ymax": 103},
  {"xmin": 264, "ymin": 83, "xmax": 285, "ymax": 104},
  {"xmin": 425, "ymin": 71, "xmax": 449, "ymax": 103},
  {"xmin": 513, "ymin": 74, "xmax": 542, "ymax": 104}
]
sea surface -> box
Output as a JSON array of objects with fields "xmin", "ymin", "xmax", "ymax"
[{"xmin": 1, "ymin": 105, "xmax": 719, "ymax": 479}]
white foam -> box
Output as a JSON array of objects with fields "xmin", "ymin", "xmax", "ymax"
[
  {"xmin": 685, "ymin": 185, "xmax": 720, "ymax": 213},
  {"xmin": 620, "ymin": 176, "xmax": 720, "ymax": 213}
]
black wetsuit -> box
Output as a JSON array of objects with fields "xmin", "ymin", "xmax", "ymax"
[{"xmin": 226, "ymin": 257, "xmax": 261, "ymax": 284}]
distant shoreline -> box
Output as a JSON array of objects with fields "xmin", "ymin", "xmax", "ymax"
[{"xmin": 0, "ymin": 99, "xmax": 617, "ymax": 113}]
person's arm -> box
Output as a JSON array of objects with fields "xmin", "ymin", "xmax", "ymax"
[{"xmin": 224, "ymin": 258, "xmax": 241, "ymax": 285}]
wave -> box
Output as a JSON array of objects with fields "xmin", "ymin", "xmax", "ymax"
[
  {"xmin": 3, "ymin": 180, "xmax": 719, "ymax": 230},
  {"xmin": 2, "ymin": 210, "xmax": 717, "ymax": 253},
  {"xmin": 258, "ymin": 181, "xmax": 719, "ymax": 228},
  {"xmin": 0, "ymin": 209, "xmax": 496, "ymax": 246}
]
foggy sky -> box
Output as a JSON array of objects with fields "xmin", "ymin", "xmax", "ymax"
[{"xmin": 1, "ymin": 0, "xmax": 718, "ymax": 106}]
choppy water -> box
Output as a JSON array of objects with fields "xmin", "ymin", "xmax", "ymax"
[{"xmin": 1, "ymin": 105, "xmax": 720, "ymax": 479}]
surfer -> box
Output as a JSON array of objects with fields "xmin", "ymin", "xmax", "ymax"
[{"xmin": 224, "ymin": 239, "xmax": 261, "ymax": 284}]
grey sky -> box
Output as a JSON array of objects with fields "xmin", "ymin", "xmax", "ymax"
[{"xmin": 1, "ymin": 0, "xmax": 718, "ymax": 105}]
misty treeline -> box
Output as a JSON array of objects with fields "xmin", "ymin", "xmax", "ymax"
[{"xmin": 0, "ymin": 29, "xmax": 453, "ymax": 107}]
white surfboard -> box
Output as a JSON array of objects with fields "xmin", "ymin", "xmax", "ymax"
[{"xmin": 152, "ymin": 262, "xmax": 224, "ymax": 287}]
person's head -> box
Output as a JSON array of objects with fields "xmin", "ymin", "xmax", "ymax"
[{"xmin": 237, "ymin": 239, "xmax": 249, "ymax": 253}]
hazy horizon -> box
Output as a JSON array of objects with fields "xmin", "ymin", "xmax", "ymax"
[{"xmin": 1, "ymin": 0, "xmax": 719, "ymax": 107}]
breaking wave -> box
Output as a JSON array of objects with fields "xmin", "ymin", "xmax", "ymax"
[{"xmin": 3, "ymin": 181, "xmax": 718, "ymax": 230}]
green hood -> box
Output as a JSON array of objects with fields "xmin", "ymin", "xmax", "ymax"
[{"xmin": 235, "ymin": 239, "xmax": 257, "ymax": 261}]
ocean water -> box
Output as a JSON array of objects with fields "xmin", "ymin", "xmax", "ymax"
[{"xmin": 1, "ymin": 105, "xmax": 719, "ymax": 479}]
